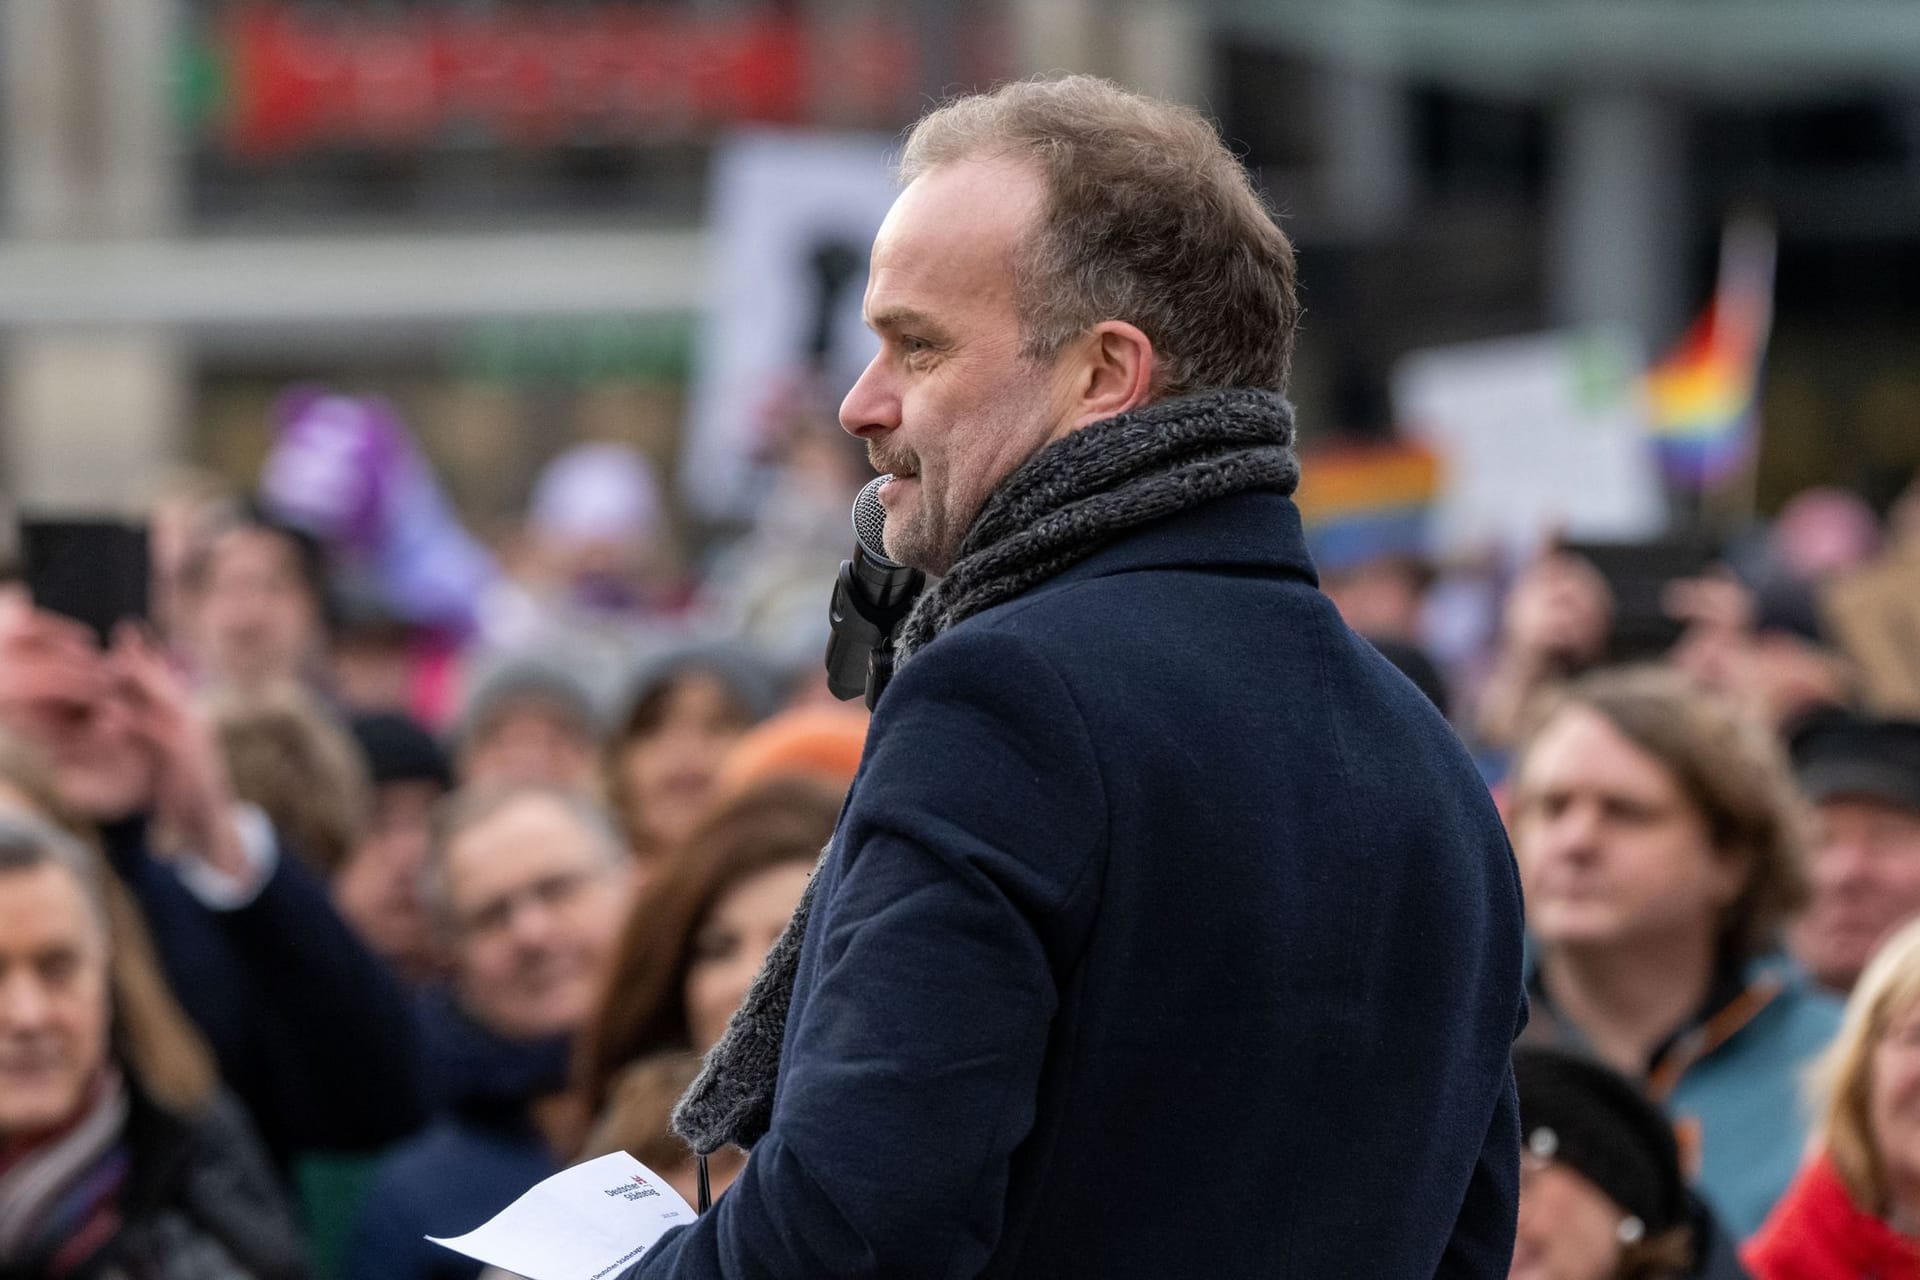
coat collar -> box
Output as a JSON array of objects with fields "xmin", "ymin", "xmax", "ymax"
[
  {"xmin": 1020, "ymin": 490, "xmax": 1319, "ymax": 595},
  {"xmin": 1520, "ymin": 952, "xmax": 1799, "ymax": 1099}
]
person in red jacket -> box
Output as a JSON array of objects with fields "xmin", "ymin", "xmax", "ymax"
[{"xmin": 1745, "ymin": 914, "xmax": 1920, "ymax": 1277}]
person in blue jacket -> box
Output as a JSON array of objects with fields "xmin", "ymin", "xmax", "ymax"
[
  {"xmin": 1510, "ymin": 665, "xmax": 1841, "ymax": 1239},
  {"xmin": 627, "ymin": 75, "xmax": 1527, "ymax": 1279}
]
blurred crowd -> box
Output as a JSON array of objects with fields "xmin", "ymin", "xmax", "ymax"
[{"xmin": 3, "ymin": 385, "xmax": 1920, "ymax": 1280}]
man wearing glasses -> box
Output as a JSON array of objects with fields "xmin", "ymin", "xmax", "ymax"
[{"xmin": 346, "ymin": 786, "xmax": 636, "ymax": 1280}]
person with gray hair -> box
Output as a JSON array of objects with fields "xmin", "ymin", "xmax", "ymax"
[
  {"xmin": 0, "ymin": 591, "xmax": 425, "ymax": 1169},
  {"xmin": 346, "ymin": 785, "xmax": 636, "ymax": 1280},
  {"xmin": 0, "ymin": 808, "xmax": 308, "ymax": 1278},
  {"xmin": 620, "ymin": 74, "xmax": 1524, "ymax": 1278}
]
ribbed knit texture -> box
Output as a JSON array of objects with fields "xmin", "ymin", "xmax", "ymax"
[{"xmin": 894, "ymin": 388, "xmax": 1298, "ymax": 661}]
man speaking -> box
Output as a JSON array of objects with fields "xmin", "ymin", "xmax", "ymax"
[{"xmin": 628, "ymin": 75, "xmax": 1525, "ymax": 1278}]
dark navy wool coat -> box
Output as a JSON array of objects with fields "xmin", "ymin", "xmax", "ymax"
[{"xmin": 632, "ymin": 491, "xmax": 1526, "ymax": 1278}]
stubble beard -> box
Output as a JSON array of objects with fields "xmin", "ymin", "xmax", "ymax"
[
  {"xmin": 871, "ymin": 359, "xmax": 1063, "ymax": 576},
  {"xmin": 866, "ymin": 444, "xmax": 960, "ymax": 576},
  {"xmin": 882, "ymin": 485, "xmax": 956, "ymax": 577}
]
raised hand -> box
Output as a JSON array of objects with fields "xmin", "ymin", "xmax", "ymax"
[
  {"xmin": 108, "ymin": 622, "xmax": 253, "ymax": 885},
  {"xmin": 0, "ymin": 587, "xmax": 109, "ymax": 734}
]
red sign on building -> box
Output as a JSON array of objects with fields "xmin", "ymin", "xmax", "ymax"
[{"xmin": 211, "ymin": 5, "xmax": 929, "ymax": 157}]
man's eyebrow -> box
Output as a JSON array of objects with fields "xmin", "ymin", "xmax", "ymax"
[{"xmin": 866, "ymin": 306, "xmax": 943, "ymax": 337}]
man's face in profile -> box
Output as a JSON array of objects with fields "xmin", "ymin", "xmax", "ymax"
[{"xmin": 838, "ymin": 157, "xmax": 1079, "ymax": 575}]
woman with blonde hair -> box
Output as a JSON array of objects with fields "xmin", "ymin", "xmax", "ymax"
[{"xmin": 1744, "ymin": 915, "xmax": 1920, "ymax": 1276}]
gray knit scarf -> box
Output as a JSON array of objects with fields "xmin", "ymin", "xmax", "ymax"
[{"xmin": 671, "ymin": 388, "xmax": 1298, "ymax": 1157}]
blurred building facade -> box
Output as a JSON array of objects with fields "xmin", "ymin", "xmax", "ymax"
[
  {"xmin": 1214, "ymin": 0, "xmax": 1920, "ymax": 513},
  {"xmin": 1, "ymin": 0, "xmax": 1916, "ymax": 523}
]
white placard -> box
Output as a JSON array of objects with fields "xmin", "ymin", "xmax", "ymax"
[
  {"xmin": 428, "ymin": 1151, "xmax": 696, "ymax": 1280},
  {"xmin": 681, "ymin": 129, "xmax": 899, "ymax": 517},
  {"xmin": 1391, "ymin": 330, "xmax": 1668, "ymax": 558}
]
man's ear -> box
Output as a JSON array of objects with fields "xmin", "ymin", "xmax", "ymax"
[{"xmin": 1067, "ymin": 321, "xmax": 1156, "ymax": 428}]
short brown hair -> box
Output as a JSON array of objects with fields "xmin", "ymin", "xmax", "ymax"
[
  {"xmin": 603, "ymin": 660, "xmax": 765, "ymax": 860},
  {"xmin": 1813, "ymin": 915, "xmax": 1920, "ymax": 1211},
  {"xmin": 901, "ymin": 74, "xmax": 1300, "ymax": 400},
  {"xmin": 1515, "ymin": 665, "xmax": 1809, "ymax": 969}
]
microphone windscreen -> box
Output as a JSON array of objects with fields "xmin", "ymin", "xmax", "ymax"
[{"xmin": 853, "ymin": 476, "xmax": 896, "ymax": 564}]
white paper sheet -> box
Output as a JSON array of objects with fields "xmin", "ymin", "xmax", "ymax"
[{"xmin": 428, "ymin": 1151, "xmax": 697, "ymax": 1280}]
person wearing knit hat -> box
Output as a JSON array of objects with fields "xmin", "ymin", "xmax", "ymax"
[
  {"xmin": 1510, "ymin": 1046, "xmax": 1697, "ymax": 1280},
  {"xmin": 602, "ymin": 644, "xmax": 780, "ymax": 871},
  {"xmin": 335, "ymin": 711, "xmax": 457, "ymax": 983},
  {"xmin": 711, "ymin": 705, "xmax": 869, "ymax": 802},
  {"xmin": 519, "ymin": 442, "xmax": 673, "ymax": 624},
  {"xmin": 454, "ymin": 656, "xmax": 602, "ymax": 793},
  {"xmin": 529, "ymin": 443, "xmax": 662, "ymax": 553},
  {"xmin": 352, "ymin": 710, "xmax": 456, "ymax": 792},
  {"xmin": 1787, "ymin": 707, "xmax": 1920, "ymax": 993}
]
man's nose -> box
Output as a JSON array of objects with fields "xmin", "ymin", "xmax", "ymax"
[
  {"xmin": 1812, "ymin": 838, "xmax": 1874, "ymax": 892},
  {"xmin": 1543, "ymin": 803, "xmax": 1604, "ymax": 861},
  {"xmin": 503, "ymin": 894, "xmax": 561, "ymax": 952},
  {"xmin": 839, "ymin": 354, "xmax": 900, "ymax": 440},
  {"xmin": 0, "ymin": 970, "xmax": 51, "ymax": 1031}
]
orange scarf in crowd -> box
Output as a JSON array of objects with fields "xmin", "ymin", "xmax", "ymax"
[{"xmin": 1743, "ymin": 1151, "xmax": 1920, "ymax": 1280}]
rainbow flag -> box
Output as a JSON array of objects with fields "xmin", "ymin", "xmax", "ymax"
[
  {"xmin": 1295, "ymin": 441, "xmax": 1443, "ymax": 572},
  {"xmin": 1644, "ymin": 220, "xmax": 1776, "ymax": 488}
]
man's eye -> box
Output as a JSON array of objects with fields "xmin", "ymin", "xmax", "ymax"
[
  {"xmin": 464, "ymin": 901, "xmax": 512, "ymax": 937},
  {"xmin": 1603, "ymin": 800, "xmax": 1657, "ymax": 825},
  {"xmin": 38, "ymin": 952, "xmax": 80, "ymax": 985},
  {"xmin": 1523, "ymin": 792, "xmax": 1568, "ymax": 821}
]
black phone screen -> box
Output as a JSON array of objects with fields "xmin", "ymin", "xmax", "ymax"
[
  {"xmin": 18, "ymin": 518, "xmax": 150, "ymax": 647},
  {"xmin": 1559, "ymin": 537, "xmax": 1720, "ymax": 664}
]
